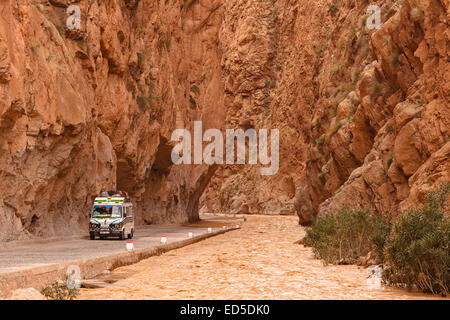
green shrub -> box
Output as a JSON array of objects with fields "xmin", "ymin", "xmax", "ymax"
[
  {"xmin": 328, "ymin": 4, "xmax": 339, "ymax": 17},
  {"xmin": 302, "ymin": 183, "xmax": 449, "ymax": 296},
  {"xmin": 360, "ymin": 15, "xmax": 369, "ymax": 29},
  {"xmin": 55, "ymin": 24, "xmax": 66, "ymax": 37},
  {"xmin": 372, "ymin": 80, "xmax": 385, "ymax": 97},
  {"xmin": 390, "ymin": 50, "xmax": 401, "ymax": 66},
  {"xmin": 32, "ymin": 1, "xmax": 44, "ymax": 13},
  {"xmin": 41, "ymin": 278, "xmax": 79, "ymax": 300},
  {"xmin": 137, "ymin": 52, "xmax": 145, "ymax": 66},
  {"xmin": 315, "ymin": 43, "xmax": 326, "ymax": 56},
  {"xmin": 137, "ymin": 96, "xmax": 152, "ymax": 111},
  {"xmin": 190, "ymin": 85, "xmax": 200, "ymax": 94},
  {"xmin": 189, "ymin": 95, "xmax": 197, "ymax": 108},
  {"xmin": 410, "ymin": 7, "xmax": 424, "ymax": 22},
  {"xmin": 318, "ymin": 173, "xmax": 326, "ymax": 184},
  {"xmin": 326, "ymin": 119, "xmax": 343, "ymax": 138},
  {"xmin": 382, "ymin": 182, "xmax": 450, "ymax": 296},
  {"xmin": 329, "ymin": 62, "xmax": 343, "ymax": 79},
  {"xmin": 316, "ymin": 135, "xmax": 325, "ymax": 146},
  {"xmin": 303, "ymin": 207, "xmax": 391, "ymax": 264},
  {"xmin": 387, "ymin": 157, "xmax": 393, "ymax": 168}
]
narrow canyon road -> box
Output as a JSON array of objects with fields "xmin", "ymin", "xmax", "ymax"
[
  {"xmin": 0, "ymin": 224, "xmax": 220, "ymax": 274},
  {"xmin": 78, "ymin": 215, "xmax": 444, "ymax": 300}
]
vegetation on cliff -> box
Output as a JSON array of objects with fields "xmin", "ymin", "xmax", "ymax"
[{"xmin": 303, "ymin": 183, "xmax": 450, "ymax": 296}]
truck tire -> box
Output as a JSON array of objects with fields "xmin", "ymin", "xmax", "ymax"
[
  {"xmin": 119, "ymin": 230, "xmax": 125, "ymax": 240},
  {"xmin": 90, "ymin": 232, "xmax": 95, "ymax": 240},
  {"xmin": 128, "ymin": 229, "xmax": 134, "ymax": 239}
]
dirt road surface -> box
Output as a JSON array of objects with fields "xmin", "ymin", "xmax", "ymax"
[{"xmin": 79, "ymin": 215, "xmax": 445, "ymax": 300}]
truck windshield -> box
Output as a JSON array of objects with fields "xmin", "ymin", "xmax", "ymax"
[{"xmin": 92, "ymin": 205, "xmax": 122, "ymax": 218}]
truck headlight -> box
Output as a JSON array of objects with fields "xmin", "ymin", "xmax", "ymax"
[
  {"xmin": 111, "ymin": 223, "xmax": 122, "ymax": 230},
  {"xmin": 90, "ymin": 223, "xmax": 99, "ymax": 229}
]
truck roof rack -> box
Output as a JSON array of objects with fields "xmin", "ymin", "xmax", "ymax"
[
  {"xmin": 94, "ymin": 197, "xmax": 125, "ymax": 204},
  {"xmin": 96, "ymin": 190, "xmax": 131, "ymax": 204}
]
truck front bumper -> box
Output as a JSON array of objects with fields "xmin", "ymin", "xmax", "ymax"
[{"xmin": 90, "ymin": 229, "xmax": 122, "ymax": 236}]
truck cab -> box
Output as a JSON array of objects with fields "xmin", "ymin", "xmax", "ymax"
[{"xmin": 89, "ymin": 192, "xmax": 134, "ymax": 240}]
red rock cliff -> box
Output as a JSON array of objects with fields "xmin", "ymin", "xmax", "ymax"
[
  {"xmin": 0, "ymin": 0, "xmax": 448, "ymax": 240},
  {"xmin": 0, "ymin": 0, "xmax": 225, "ymax": 240}
]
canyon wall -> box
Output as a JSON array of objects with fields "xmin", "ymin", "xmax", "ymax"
[
  {"xmin": 0, "ymin": 0, "xmax": 226, "ymax": 241},
  {"xmin": 0, "ymin": 0, "xmax": 448, "ymax": 240},
  {"xmin": 200, "ymin": 0, "xmax": 306, "ymax": 216},
  {"xmin": 202, "ymin": 0, "xmax": 449, "ymax": 222},
  {"xmin": 292, "ymin": 0, "xmax": 449, "ymax": 223}
]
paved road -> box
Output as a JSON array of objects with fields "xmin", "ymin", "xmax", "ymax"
[{"xmin": 0, "ymin": 215, "xmax": 241, "ymax": 274}]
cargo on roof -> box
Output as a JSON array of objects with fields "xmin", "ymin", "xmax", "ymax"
[
  {"xmin": 94, "ymin": 197, "xmax": 126, "ymax": 204},
  {"xmin": 100, "ymin": 190, "xmax": 129, "ymax": 198},
  {"xmin": 96, "ymin": 190, "xmax": 131, "ymax": 203}
]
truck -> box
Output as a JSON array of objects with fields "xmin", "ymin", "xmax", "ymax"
[{"xmin": 89, "ymin": 191, "xmax": 135, "ymax": 240}]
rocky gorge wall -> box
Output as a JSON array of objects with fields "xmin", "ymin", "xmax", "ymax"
[
  {"xmin": 201, "ymin": 0, "xmax": 449, "ymax": 223},
  {"xmin": 0, "ymin": 0, "xmax": 448, "ymax": 241},
  {"xmin": 0, "ymin": 0, "xmax": 226, "ymax": 241},
  {"xmin": 292, "ymin": 0, "xmax": 449, "ymax": 223}
]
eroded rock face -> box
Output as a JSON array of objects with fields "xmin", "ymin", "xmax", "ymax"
[
  {"xmin": 203, "ymin": 0, "xmax": 448, "ymax": 222},
  {"xmin": 200, "ymin": 0, "xmax": 307, "ymax": 216},
  {"xmin": 0, "ymin": 0, "xmax": 225, "ymax": 240},
  {"xmin": 296, "ymin": 0, "xmax": 449, "ymax": 222},
  {"xmin": 0, "ymin": 0, "xmax": 447, "ymax": 240},
  {"xmin": 203, "ymin": 0, "xmax": 449, "ymax": 221}
]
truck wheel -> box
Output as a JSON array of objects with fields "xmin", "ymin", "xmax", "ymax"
[
  {"xmin": 90, "ymin": 232, "xmax": 95, "ymax": 240},
  {"xmin": 119, "ymin": 230, "xmax": 125, "ymax": 240},
  {"xmin": 100, "ymin": 235, "xmax": 106, "ymax": 240},
  {"xmin": 128, "ymin": 229, "xmax": 134, "ymax": 239}
]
